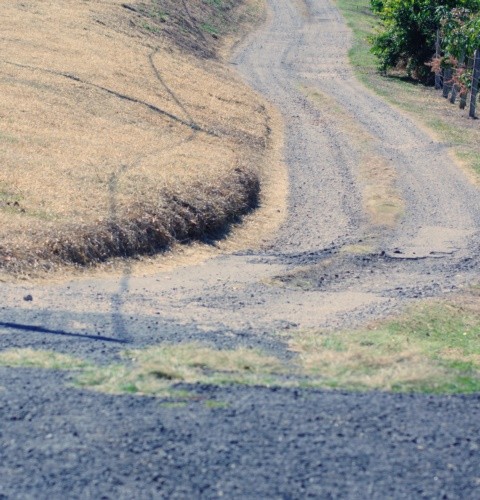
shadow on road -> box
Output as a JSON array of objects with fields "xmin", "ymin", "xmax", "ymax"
[{"xmin": 0, "ymin": 321, "xmax": 129, "ymax": 344}]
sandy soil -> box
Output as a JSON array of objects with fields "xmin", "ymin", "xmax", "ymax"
[{"xmin": 1, "ymin": 0, "xmax": 480, "ymax": 497}]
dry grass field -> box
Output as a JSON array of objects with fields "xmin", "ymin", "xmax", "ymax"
[{"xmin": 0, "ymin": 0, "xmax": 278, "ymax": 275}]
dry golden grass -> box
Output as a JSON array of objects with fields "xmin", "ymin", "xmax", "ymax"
[
  {"xmin": 76, "ymin": 343, "xmax": 289, "ymax": 396},
  {"xmin": 0, "ymin": 0, "xmax": 281, "ymax": 276},
  {"xmin": 0, "ymin": 348, "xmax": 88, "ymax": 370}
]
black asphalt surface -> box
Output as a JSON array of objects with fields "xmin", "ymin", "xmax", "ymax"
[{"xmin": 2, "ymin": 368, "xmax": 480, "ymax": 499}]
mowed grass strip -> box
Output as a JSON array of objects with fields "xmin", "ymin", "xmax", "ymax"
[{"xmin": 335, "ymin": 0, "xmax": 480, "ymax": 183}]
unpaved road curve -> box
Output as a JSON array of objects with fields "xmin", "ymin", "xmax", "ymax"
[{"xmin": 1, "ymin": 1, "xmax": 480, "ymax": 498}]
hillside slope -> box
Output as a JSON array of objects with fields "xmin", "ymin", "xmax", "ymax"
[{"xmin": 0, "ymin": 0, "xmax": 277, "ymax": 274}]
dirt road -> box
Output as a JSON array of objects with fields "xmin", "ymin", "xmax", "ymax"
[
  {"xmin": 1, "ymin": 1, "xmax": 480, "ymax": 497},
  {"xmin": 3, "ymin": 0, "xmax": 480, "ymax": 342}
]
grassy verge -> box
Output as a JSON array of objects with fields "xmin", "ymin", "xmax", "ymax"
[
  {"xmin": 78, "ymin": 296, "xmax": 480, "ymax": 395},
  {"xmin": 335, "ymin": 0, "xmax": 480, "ymax": 181},
  {"xmin": 75, "ymin": 343, "xmax": 289, "ymax": 396},
  {"xmin": 3, "ymin": 292, "xmax": 478, "ymax": 396},
  {"xmin": 291, "ymin": 296, "xmax": 480, "ymax": 394},
  {"xmin": 0, "ymin": 0, "xmax": 276, "ymax": 276}
]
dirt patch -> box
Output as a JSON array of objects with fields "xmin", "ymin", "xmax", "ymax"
[
  {"xmin": 0, "ymin": 0, "xmax": 281, "ymax": 276},
  {"xmin": 120, "ymin": 0, "xmax": 266, "ymax": 59}
]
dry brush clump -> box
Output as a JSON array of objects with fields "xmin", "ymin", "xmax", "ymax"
[
  {"xmin": 1, "ymin": 167, "xmax": 259, "ymax": 272},
  {"xmin": 0, "ymin": 0, "xmax": 272, "ymax": 275}
]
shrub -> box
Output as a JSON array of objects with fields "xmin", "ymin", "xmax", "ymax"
[{"xmin": 370, "ymin": 0, "xmax": 480, "ymax": 83}]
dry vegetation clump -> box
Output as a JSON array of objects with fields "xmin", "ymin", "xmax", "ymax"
[{"xmin": 0, "ymin": 0, "xmax": 273, "ymax": 274}]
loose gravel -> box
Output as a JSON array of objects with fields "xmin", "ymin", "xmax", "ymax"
[{"xmin": 2, "ymin": 369, "xmax": 480, "ymax": 499}]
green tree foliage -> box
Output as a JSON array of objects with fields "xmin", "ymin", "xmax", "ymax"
[
  {"xmin": 440, "ymin": 7, "xmax": 480, "ymax": 56},
  {"xmin": 370, "ymin": 0, "xmax": 480, "ymax": 82},
  {"xmin": 433, "ymin": 8, "xmax": 480, "ymax": 98}
]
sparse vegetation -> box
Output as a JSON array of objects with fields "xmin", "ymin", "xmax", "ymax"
[
  {"xmin": 0, "ymin": 349, "xmax": 88, "ymax": 370},
  {"xmin": 201, "ymin": 23, "xmax": 220, "ymax": 36},
  {"xmin": 3, "ymin": 293, "xmax": 478, "ymax": 395},
  {"xmin": 75, "ymin": 343, "xmax": 289, "ymax": 396},
  {"xmin": 290, "ymin": 297, "xmax": 480, "ymax": 393}
]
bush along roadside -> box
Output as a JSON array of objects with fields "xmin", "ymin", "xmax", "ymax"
[{"xmin": 369, "ymin": 0, "xmax": 480, "ymax": 116}]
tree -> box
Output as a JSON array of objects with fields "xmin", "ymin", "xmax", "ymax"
[
  {"xmin": 440, "ymin": 7, "xmax": 480, "ymax": 56},
  {"xmin": 370, "ymin": 0, "xmax": 480, "ymax": 83}
]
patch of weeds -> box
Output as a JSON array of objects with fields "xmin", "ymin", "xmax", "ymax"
[
  {"xmin": 321, "ymin": 337, "xmax": 346, "ymax": 352},
  {"xmin": 75, "ymin": 343, "xmax": 291, "ymax": 396},
  {"xmin": 201, "ymin": 23, "xmax": 220, "ymax": 36},
  {"xmin": 456, "ymin": 151, "xmax": 480, "ymax": 176},
  {"xmin": 0, "ymin": 184, "xmax": 22, "ymax": 204},
  {"xmin": 425, "ymin": 119, "xmax": 469, "ymax": 146},
  {"xmin": 168, "ymin": 388, "xmax": 196, "ymax": 399},
  {"xmin": 140, "ymin": 21, "xmax": 162, "ymax": 34},
  {"xmin": 119, "ymin": 382, "xmax": 140, "ymax": 394},
  {"xmin": 203, "ymin": 0, "xmax": 236, "ymax": 12},
  {"xmin": 0, "ymin": 349, "xmax": 88, "ymax": 370},
  {"xmin": 289, "ymin": 301, "xmax": 480, "ymax": 393},
  {"xmin": 0, "ymin": 187, "xmax": 26, "ymax": 216},
  {"xmin": 143, "ymin": 7, "xmax": 168, "ymax": 22},
  {"xmin": 204, "ymin": 0, "xmax": 223, "ymax": 7}
]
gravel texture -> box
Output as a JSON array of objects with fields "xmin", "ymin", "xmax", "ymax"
[
  {"xmin": 1, "ymin": 369, "xmax": 480, "ymax": 499},
  {"xmin": 1, "ymin": 0, "xmax": 480, "ymax": 497}
]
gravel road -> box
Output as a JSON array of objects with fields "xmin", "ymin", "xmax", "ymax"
[{"xmin": 1, "ymin": 0, "xmax": 480, "ymax": 498}]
